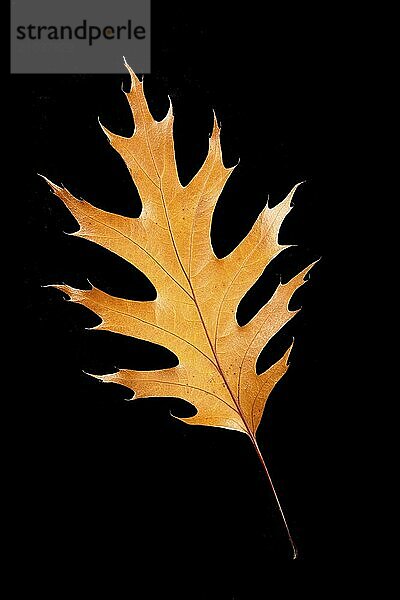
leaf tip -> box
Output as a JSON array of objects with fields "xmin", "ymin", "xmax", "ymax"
[
  {"xmin": 289, "ymin": 181, "xmax": 307, "ymax": 206},
  {"xmin": 273, "ymin": 339, "xmax": 295, "ymax": 370},
  {"xmin": 84, "ymin": 321, "xmax": 103, "ymax": 332},
  {"xmin": 166, "ymin": 94, "xmax": 174, "ymax": 118},
  {"xmin": 98, "ymin": 117, "xmax": 114, "ymax": 143},
  {"xmin": 44, "ymin": 283, "xmax": 73, "ymax": 299},
  {"xmin": 39, "ymin": 174, "xmax": 63, "ymax": 194},
  {"xmin": 41, "ymin": 283, "xmax": 56, "ymax": 289},
  {"xmin": 83, "ymin": 369, "xmax": 116, "ymax": 382},
  {"xmin": 123, "ymin": 393, "xmax": 136, "ymax": 402},
  {"xmin": 82, "ymin": 369, "xmax": 98, "ymax": 380},
  {"xmin": 123, "ymin": 57, "xmax": 141, "ymax": 91},
  {"xmin": 305, "ymin": 258, "xmax": 321, "ymax": 278},
  {"xmin": 63, "ymin": 228, "xmax": 78, "ymax": 237},
  {"xmin": 211, "ymin": 109, "xmax": 221, "ymax": 133}
]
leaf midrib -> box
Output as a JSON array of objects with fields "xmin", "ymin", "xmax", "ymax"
[{"xmin": 139, "ymin": 107, "xmax": 253, "ymax": 435}]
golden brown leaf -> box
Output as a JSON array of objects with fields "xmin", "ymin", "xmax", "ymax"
[{"xmin": 44, "ymin": 61, "xmax": 317, "ymax": 558}]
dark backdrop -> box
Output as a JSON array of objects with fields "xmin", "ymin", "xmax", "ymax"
[{"xmin": 16, "ymin": 1, "xmax": 346, "ymax": 589}]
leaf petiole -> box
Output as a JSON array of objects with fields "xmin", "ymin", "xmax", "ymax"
[{"xmin": 249, "ymin": 435, "xmax": 298, "ymax": 560}]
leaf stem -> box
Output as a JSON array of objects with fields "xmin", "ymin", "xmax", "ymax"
[{"xmin": 249, "ymin": 435, "xmax": 298, "ymax": 560}]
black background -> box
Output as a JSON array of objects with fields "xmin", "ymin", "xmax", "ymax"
[{"xmin": 16, "ymin": 1, "xmax": 348, "ymax": 590}]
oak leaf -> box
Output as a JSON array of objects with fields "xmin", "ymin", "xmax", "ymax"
[{"xmin": 44, "ymin": 61, "xmax": 316, "ymax": 558}]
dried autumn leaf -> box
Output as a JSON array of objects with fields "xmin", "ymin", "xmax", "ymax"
[{"xmin": 44, "ymin": 61, "xmax": 317, "ymax": 559}]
